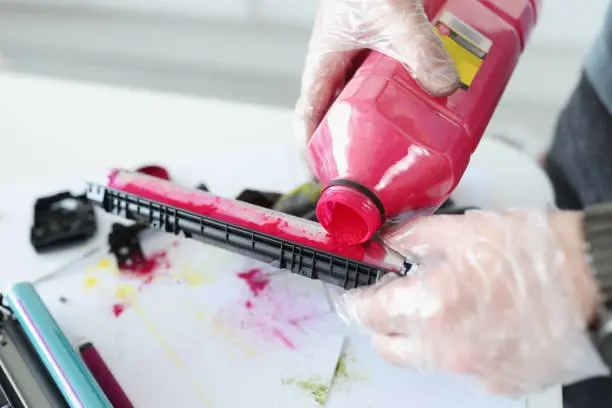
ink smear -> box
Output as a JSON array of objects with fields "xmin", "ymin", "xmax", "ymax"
[
  {"xmin": 110, "ymin": 251, "xmax": 172, "ymax": 317},
  {"xmin": 238, "ymin": 269, "xmax": 269, "ymax": 296},
  {"xmin": 119, "ymin": 250, "xmax": 170, "ymax": 276},
  {"xmin": 214, "ymin": 269, "xmax": 329, "ymax": 350},
  {"xmin": 118, "ymin": 250, "xmax": 172, "ymax": 287},
  {"xmin": 109, "ymin": 249, "xmax": 179, "ymax": 318}
]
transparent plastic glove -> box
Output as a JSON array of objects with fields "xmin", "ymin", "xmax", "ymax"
[
  {"xmin": 295, "ymin": 0, "xmax": 460, "ymax": 145},
  {"xmin": 338, "ymin": 210, "xmax": 608, "ymax": 396}
]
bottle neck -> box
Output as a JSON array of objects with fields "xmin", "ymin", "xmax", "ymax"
[{"xmin": 316, "ymin": 184, "xmax": 384, "ymax": 245}]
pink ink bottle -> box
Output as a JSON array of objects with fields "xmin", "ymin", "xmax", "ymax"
[{"xmin": 307, "ymin": 0, "xmax": 540, "ymax": 245}]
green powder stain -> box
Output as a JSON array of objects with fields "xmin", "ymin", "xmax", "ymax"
[
  {"xmin": 282, "ymin": 377, "xmax": 328, "ymax": 406},
  {"xmin": 332, "ymin": 352, "xmax": 366, "ymax": 384},
  {"xmin": 334, "ymin": 354, "xmax": 349, "ymax": 379}
]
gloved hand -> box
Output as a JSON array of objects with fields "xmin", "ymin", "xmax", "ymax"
[
  {"xmin": 338, "ymin": 210, "xmax": 609, "ymax": 396},
  {"xmin": 295, "ymin": 0, "xmax": 460, "ymax": 145}
]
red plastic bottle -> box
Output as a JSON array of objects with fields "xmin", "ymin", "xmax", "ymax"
[{"xmin": 307, "ymin": 0, "xmax": 539, "ymax": 245}]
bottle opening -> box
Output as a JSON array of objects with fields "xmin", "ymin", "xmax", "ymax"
[
  {"xmin": 316, "ymin": 183, "xmax": 383, "ymax": 245},
  {"xmin": 318, "ymin": 202, "xmax": 369, "ymax": 245}
]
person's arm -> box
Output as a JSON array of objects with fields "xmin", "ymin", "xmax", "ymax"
[
  {"xmin": 337, "ymin": 209, "xmax": 610, "ymax": 396},
  {"xmin": 545, "ymin": 2, "xmax": 612, "ymax": 209}
]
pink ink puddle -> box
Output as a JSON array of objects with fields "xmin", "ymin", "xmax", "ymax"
[
  {"xmin": 112, "ymin": 303, "xmax": 126, "ymax": 317},
  {"xmin": 215, "ymin": 268, "xmax": 327, "ymax": 350},
  {"xmin": 119, "ymin": 250, "xmax": 170, "ymax": 275},
  {"xmin": 112, "ymin": 249, "xmax": 174, "ymax": 318},
  {"xmin": 118, "ymin": 250, "xmax": 171, "ymax": 285}
]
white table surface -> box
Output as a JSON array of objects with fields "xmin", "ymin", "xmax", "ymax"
[{"xmin": 0, "ymin": 72, "xmax": 561, "ymax": 407}]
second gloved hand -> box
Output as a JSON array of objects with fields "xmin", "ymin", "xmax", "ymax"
[
  {"xmin": 295, "ymin": 0, "xmax": 460, "ymax": 146},
  {"xmin": 338, "ymin": 210, "xmax": 608, "ymax": 396}
]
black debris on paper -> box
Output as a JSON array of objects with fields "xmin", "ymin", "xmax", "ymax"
[{"xmin": 108, "ymin": 223, "xmax": 148, "ymax": 270}]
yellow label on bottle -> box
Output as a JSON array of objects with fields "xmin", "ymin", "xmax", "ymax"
[{"xmin": 434, "ymin": 11, "xmax": 492, "ymax": 90}]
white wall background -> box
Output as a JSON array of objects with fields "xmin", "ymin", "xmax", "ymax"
[
  {"xmin": 0, "ymin": 0, "xmax": 609, "ymax": 153},
  {"xmin": 536, "ymin": 0, "xmax": 608, "ymax": 46}
]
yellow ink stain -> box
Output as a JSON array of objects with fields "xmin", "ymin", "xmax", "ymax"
[
  {"xmin": 195, "ymin": 311, "xmax": 206, "ymax": 320},
  {"xmin": 130, "ymin": 301, "xmax": 212, "ymax": 407},
  {"xmin": 84, "ymin": 277, "xmax": 98, "ymax": 290},
  {"xmin": 132, "ymin": 304, "xmax": 183, "ymax": 367},
  {"xmin": 114, "ymin": 284, "xmax": 137, "ymax": 302},
  {"xmin": 211, "ymin": 320, "xmax": 231, "ymax": 336},
  {"xmin": 170, "ymin": 264, "xmax": 213, "ymax": 287},
  {"xmin": 86, "ymin": 258, "xmax": 117, "ymax": 274},
  {"xmin": 210, "ymin": 320, "xmax": 263, "ymax": 358},
  {"xmin": 171, "ymin": 273, "xmax": 206, "ymax": 287},
  {"xmin": 244, "ymin": 345, "xmax": 260, "ymax": 358},
  {"xmin": 233, "ymin": 338, "xmax": 262, "ymax": 358},
  {"xmin": 98, "ymin": 258, "xmax": 112, "ymax": 268}
]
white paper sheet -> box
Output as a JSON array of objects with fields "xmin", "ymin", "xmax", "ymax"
[
  {"xmin": 35, "ymin": 232, "xmax": 527, "ymax": 408},
  {"xmin": 37, "ymin": 234, "xmax": 345, "ymax": 407}
]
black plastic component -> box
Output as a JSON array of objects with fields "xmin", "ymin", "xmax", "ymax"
[
  {"xmin": 30, "ymin": 192, "xmax": 97, "ymax": 253},
  {"xmin": 236, "ymin": 185, "xmax": 319, "ymax": 219},
  {"xmin": 86, "ymin": 183, "xmax": 401, "ymax": 289},
  {"xmin": 302, "ymin": 209, "xmax": 318, "ymax": 222},
  {"xmin": 435, "ymin": 198, "xmax": 479, "ymax": 215},
  {"xmin": 235, "ymin": 189, "xmax": 281, "ymax": 209},
  {"xmin": 195, "ymin": 183, "xmax": 209, "ymax": 192},
  {"xmin": 108, "ymin": 223, "xmax": 148, "ymax": 270},
  {"xmin": 436, "ymin": 206, "xmax": 479, "ymax": 215},
  {"xmin": 273, "ymin": 183, "xmax": 321, "ymax": 218},
  {"xmin": 437, "ymin": 198, "xmax": 455, "ymax": 211}
]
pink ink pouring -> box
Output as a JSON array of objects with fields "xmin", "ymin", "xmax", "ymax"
[
  {"xmin": 86, "ymin": 169, "xmax": 407, "ymax": 289},
  {"xmin": 307, "ymin": 0, "xmax": 539, "ymax": 245}
]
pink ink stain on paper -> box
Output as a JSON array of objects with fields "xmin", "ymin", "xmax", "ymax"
[
  {"xmin": 119, "ymin": 250, "xmax": 171, "ymax": 279},
  {"xmin": 238, "ymin": 269, "xmax": 269, "ymax": 297},
  {"xmin": 237, "ymin": 269, "xmax": 295, "ymax": 348},
  {"xmin": 270, "ymin": 328, "xmax": 295, "ymax": 349},
  {"xmin": 111, "ymin": 250, "xmax": 173, "ymax": 318},
  {"xmin": 215, "ymin": 268, "xmax": 326, "ymax": 350},
  {"xmin": 112, "ymin": 303, "xmax": 127, "ymax": 317}
]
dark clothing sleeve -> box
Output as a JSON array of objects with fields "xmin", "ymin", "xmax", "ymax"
[
  {"xmin": 544, "ymin": 4, "xmax": 612, "ymax": 406},
  {"xmin": 545, "ymin": 73, "xmax": 612, "ymax": 209},
  {"xmin": 545, "ymin": 74, "xmax": 612, "ymax": 405},
  {"xmin": 545, "ymin": 3, "xmax": 612, "ymax": 210}
]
